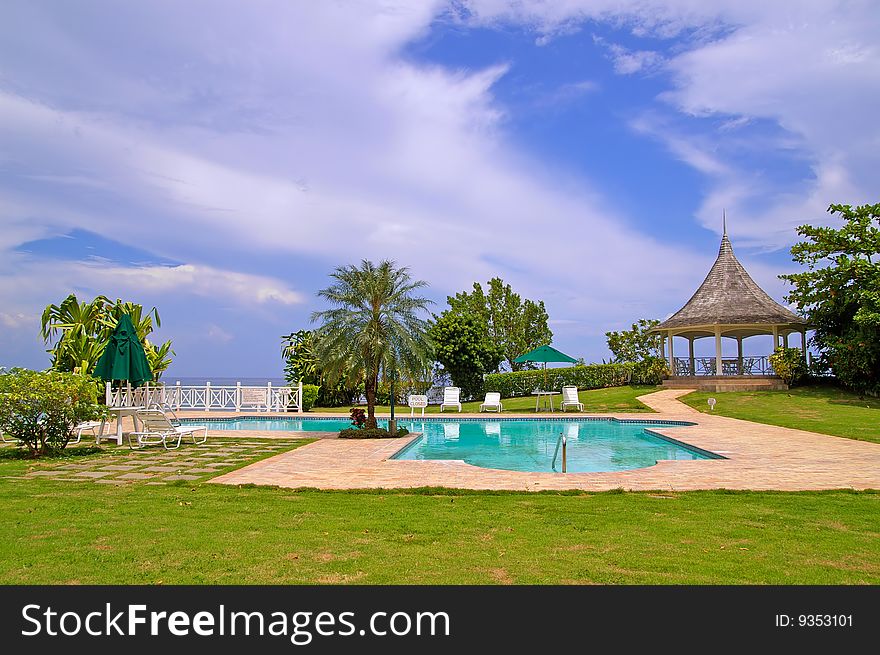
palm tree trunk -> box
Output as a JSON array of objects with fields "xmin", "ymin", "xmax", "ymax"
[{"xmin": 364, "ymin": 374, "xmax": 378, "ymax": 429}]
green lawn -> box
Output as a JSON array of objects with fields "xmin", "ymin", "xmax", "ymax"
[
  {"xmin": 312, "ymin": 385, "xmax": 658, "ymax": 415},
  {"xmin": 0, "ymin": 469, "xmax": 877, "ymax": 583},
  {"xmin": 681, "ymin": 384, "xmax": 880, "ymax": 444}
]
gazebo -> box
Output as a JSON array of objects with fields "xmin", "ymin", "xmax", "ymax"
[{"xmin": 652, "ymin": 223, "xmax": 810, "ymax": 390}]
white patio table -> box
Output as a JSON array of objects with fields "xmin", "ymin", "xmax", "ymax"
[
  {"xmin": 97, "ymin": 406, "xmax": 145, "ymax": 445},
  {"xmin": 533, "ymin": 390, "xmax": 558, "ymax": 412}
]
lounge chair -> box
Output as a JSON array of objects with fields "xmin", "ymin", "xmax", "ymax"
[
  {"xmin": 479, "ymin": 392, "xmax": 503, "ymax": 412},
  {"xmin": 408, "ymin": 394, "xmax": 428, "ymax": 417},
  {"xmin": 560, "ymin": 386, "xmax": 584, "ymax": 412},
  {"xmin": 128, "ymin": 408, "xmax": 208, "ymax": 450},
  {"xmin": 439, "ymin": 387, "xmax": 462, "ymax": 412},
  {"xmin": 69, "ymin": 421, "xmax": 104, "ymax": 445}
]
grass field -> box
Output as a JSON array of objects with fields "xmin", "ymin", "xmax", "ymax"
[
  {"xmin": 312, "ymin": 385, "xmax": 657, "ymax": 415},
  {"xmin": 681, "ymin": 385, "xmax": 880, "ymax": 444},
  {"xmin": 1, "ymin": 470, "xmax": 877, "ymax": 584}
]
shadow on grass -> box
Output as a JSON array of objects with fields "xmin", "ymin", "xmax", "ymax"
[{"xmin": 0, "ymin": 445, "xmax": 105, "ymax": 461}]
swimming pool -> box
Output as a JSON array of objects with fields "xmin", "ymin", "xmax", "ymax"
[{"xmin": 182, "ymin": 416, "xmax": 718, "ymax": 473}]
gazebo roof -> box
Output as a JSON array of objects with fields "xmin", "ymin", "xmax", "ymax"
[{"xmin": 655, "ymin": 229, "xmax": 808, "ymax": 332}]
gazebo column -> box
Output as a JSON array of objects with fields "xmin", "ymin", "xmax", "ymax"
[
  {"xmin": 667, "ymin": 332, "xmax": 675, "ymax": 376},
  {"xmin": 800, "ymin": 329, "xmax": 807, "ymax": 356},
  {"xmin": 772, "ymin": 325, "xmax": 779, "ymax": 350},
  {"xmin": 714, "ymin": 326, "xmax": 723, "ymax": 377},
  {"xmin": 736, "ymin": 336, "xmax": 743, "ymax": 375},
  {"xmin": 783, "ymin": 331, "xmax": 789, "ymax": 349},
  {"xmin": 688, "ymin": 337, "xmax": 695, "ymax": 376}
]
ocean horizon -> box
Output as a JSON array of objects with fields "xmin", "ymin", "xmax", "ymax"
[{"xmin": 165, "ymin": 377, "xmax": 288, "ymax": 387}]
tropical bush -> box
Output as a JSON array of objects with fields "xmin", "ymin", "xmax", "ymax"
[
  {"xmin": 429, "ymin": 312, "xmax": 503, "ymax": 401},
  {"xmin": 630, "ymin": 356, "xmax": 669, "ymax": 385},
  {"xmin": 338, "ymin": 427, "xmax": 409, "ymax": 439},
  {"xmin": 605, "ymin": 319, "xmax": 664, "ymax": 362},
  {"xmin": 484, "ymin": 363, "xmax": 633, "ymax": 397},
  {"xmin": 769, "ymin": 347, "xmax": 808, "ymax": 386},
  {"xmin": 0, "ymin": 369, "xmax": 105, "ymax": 456},
  {"xmin": 41, "ymin": 294, "xmax": 174, "ymax": 380},
  {"xmin": 301, "ymin": 384, "xmax": 320, "ymax": 411},
  {"xmin": 349, "ymin": 408, "xmax": 367, "ymax": 429}
]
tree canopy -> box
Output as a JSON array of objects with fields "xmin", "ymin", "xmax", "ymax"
[
  {"xmin": 781, "ymin": 202, "xmax": 880, "ymax": 395},
  {"xmin": 605, "ymin": 319, "xmax": 664, "ymax": 363},
  {"xmin": 429, "ymin": 311, "xmax": 503, "ymax": 400},
  {"xmin": 446, "ymin": 277, "xmax": 552, "ymax": 371}
]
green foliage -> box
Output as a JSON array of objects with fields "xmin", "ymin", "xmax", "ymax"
[
  {"xmin": 446, "ymin": 277, "xmax": 552, "ymax": 371},
  {"xmin": 768, "ymin": 347, "xmax": 808, "ymax": 386},
  {"xmin": 281, "ymin": 330, "xmax": 359, "ymax": 406},
  {"xmin": 311, "ymin": 260, "xmax": 432, "ymax": 428},
  {"xmin": 781, "ymin": 202, "xmax": 880, "ymax": 395},
  {"xmin": 629, "ymin": 356, "xmax": 670, "ymax": 385},
  {"xmin": 40, "ymin": 294, "xmax": 174, "ymax": 381},
  {"xmin": 301, "ymin": 384, "xmax": 320, "ymax": 411},
  {"xmin": 338, "ymin": 426, "xmax": 409, "ymax": 439},
  {"xmin": 0, "ymin": 369, "xmax": 104, "ymax": 456},
  {"xmin": 605, "ymin": 319, "xmax": 664, "ymax": 363},
  {"xmin": 429, "ymin": 312, "xmax": 504, "ymax": 401},
  {"xmin": 484, "ymin": 363, "xmax": 633, "ymax": 397}
]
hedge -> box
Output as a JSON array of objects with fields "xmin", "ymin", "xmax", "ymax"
[{"xmin": 483, "ymin": 360, "xmax": 667, "ymax": 397}]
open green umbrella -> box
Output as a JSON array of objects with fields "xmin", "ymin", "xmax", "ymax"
[
  {"xmin": 514, "ymin": 344, "xmax": 578, "ymax": 390},
  {"xmin": 92, "ymin": 314, "xmax": 152, "ymax": 386}
]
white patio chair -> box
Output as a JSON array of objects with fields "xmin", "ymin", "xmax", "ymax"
[
  {"xmin": 560, "ymin": 386, "xmax": 584, "ymax": 412},
  {"xmin": 479, "ymin": 392, "xmax": 503, "ymax": 412},
  {"xmin": 69, "ymin": 421, "xmax": 104, "ymax": 445},
  {"xmin": 128, "ymin": 408, "xmax": 208, "ymax": 450},
  {"xmin": 408, "ymin": 394, "xmax": 428, "ymax": 417},
  {"xmin": 439, "ymin": 387, "xmax": 462, "ymax": 412}
]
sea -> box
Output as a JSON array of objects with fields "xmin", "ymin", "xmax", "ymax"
[{"xmin": 166, "ymin": 377, "xmax": 288, "ymax": 387}]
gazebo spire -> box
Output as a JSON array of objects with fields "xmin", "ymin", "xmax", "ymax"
[{"xmin": 722, "ymin": 209, "xmax": 727, "ymax": 237}]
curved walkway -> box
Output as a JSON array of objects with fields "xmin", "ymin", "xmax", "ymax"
[{"xmin": 209, "ymin": 390, "xmax": 880, "ymax": 492}]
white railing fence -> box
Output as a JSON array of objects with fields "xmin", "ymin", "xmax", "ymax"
[{"xmin": 105, "ymin": 381, "xmax": 303, "ymax": 413}]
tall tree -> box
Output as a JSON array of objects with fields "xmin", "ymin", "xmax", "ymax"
[
  {"xmin": 429, "ymin": 312, "xmax": 503, "ymax": 401},
  {"xmin": 446, "ymin": 277, "xmax": 552, "ymax": 371},
  {"xmin": 605, "ymin": 319, "xmax": 664, "ymax": 363},
  {"xmin": 780, "ymin": 202, "xmax": 880, "ymax": 395},
  {"xmin": 311, "ymin": 260, "xmax": 432, "ymax": 429}
]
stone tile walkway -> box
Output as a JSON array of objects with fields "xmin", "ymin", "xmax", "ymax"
[
  {"xmin": 2, "ymin": 438, "xmax": 306, "ymax": 486},
  {"xmin": 210, "ymin": 390, "xmax": 880, "ymax": 492}
]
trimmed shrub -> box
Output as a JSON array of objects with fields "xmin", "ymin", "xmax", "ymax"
[
  {"xmin": 339, "ymin": 426, "xmax": 409, "ymax": 439},
  {"xmin": 0, "ymin": 369, "xmax": 104, "ymax": 456},
  {"xmin": 301, "ymin": 384, "xmax": 320, "ymax": 411},
  {"xmin": 483, "ymin": 363, "xmax": 634, "ymax": 397},
  {"xmin": 769, "ymin": 347, "xmax": 808, "ymax": 386}
]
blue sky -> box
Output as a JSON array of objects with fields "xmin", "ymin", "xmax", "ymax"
[{"xmin": 1, "ymin": 1, "xmax": 878, "ymax": 377}]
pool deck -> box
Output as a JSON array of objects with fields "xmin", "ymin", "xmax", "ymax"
[{"xmin": 194, "ymin": 390, "xmax": 880, "ymax": 492}]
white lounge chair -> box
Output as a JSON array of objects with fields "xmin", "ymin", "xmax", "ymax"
[
  {"xmin": 69, "ymin": 421, "xmax": 104, "ymax": 445},
  {"xmin": 439, "ymin": 387, "xmax": 462, "ymax": 412},
  {"xmin": 408, "ymin": 394, "xmax": 428, "ymax": 417},
  {"xmin": 479, "ymin": 392, "xmax": 503, "ymax": 412},
  {"xmin": 129, "ymin": 408, "xmax": 208, "ymax": 450},
  {"xmin": 560, "ymin": 386, "xmax": 584, "ymax": 412}
]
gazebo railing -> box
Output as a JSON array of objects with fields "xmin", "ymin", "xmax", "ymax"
[{"xmin": 672, "ymin": 355, "xmax": 776, "ymax": 376}]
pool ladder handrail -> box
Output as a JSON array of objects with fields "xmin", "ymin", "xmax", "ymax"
[{"xmin": 552, "ymin": 432, "xmax": 567, "ymax": 473}]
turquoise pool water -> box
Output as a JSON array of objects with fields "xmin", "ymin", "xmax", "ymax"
[{"xmin": 182, "ymin": 417, "xmax": 715, "ymax": 473}]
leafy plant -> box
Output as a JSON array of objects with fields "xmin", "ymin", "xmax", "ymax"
[
  {"xmin": 769, "ymin": 347, "xmax": 808, "ymax": 386},
  {"xmin": 0, "ymin": 369, "xmax": 105, "ymax": 456},
  {"xmin": 311, "ymin": 260, "xmax": 432, "ymax": 429},
  {"xmin": 629, "ymin": 356, "xmax": 669, "ymax": 385},
  {"xmin": 446, "ymin": 277, "xmax": 552, "ymax": 372},
  {"xmin": 781, "ymin": 202, "xmax": 880, "ymax": 395},
  {"xmin": 429, "ymin": 312, "xmax": 503, "ymax": 400},
  {"xmin": 349, "ymin": 408, "xmax": 367, "ymax": 429},
  {"xmin": 40, "ymin": 294, "xmax": 174, "ymax": 381},
  {"xmin": 301, "ymin": 384, "xmax": 320, "ymax": 411}
]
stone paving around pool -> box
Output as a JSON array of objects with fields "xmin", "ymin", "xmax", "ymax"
[
  {"xmin": 207, "ymin": 390, "xmax": 880, "ymax": 492},
  {"xmin": 1, "ymin": 438, "xmax": 309, "ymax": 486}
]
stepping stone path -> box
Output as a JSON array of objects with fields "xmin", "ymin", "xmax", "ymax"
[{"xmin": 6, "ymin": 438, "xmax": 303, "ymax": 487}]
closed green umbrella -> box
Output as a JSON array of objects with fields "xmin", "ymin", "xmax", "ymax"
[
  {"xmin": 92, "ymin": 314, "xmax": 152, "ymax": 386},
  {"xmin": 514, "ymin": 344, "xmax": 578, "ymax": 390}
]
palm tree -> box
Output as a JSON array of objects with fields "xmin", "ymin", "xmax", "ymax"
[{"xmin": 312, "ymin": 260, "xmax": 432, "ymax": 429}]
